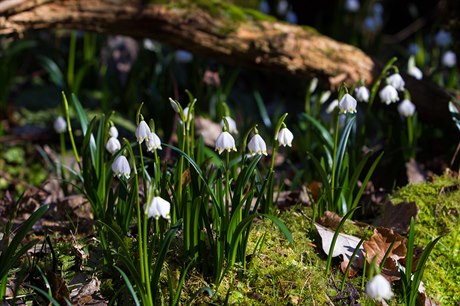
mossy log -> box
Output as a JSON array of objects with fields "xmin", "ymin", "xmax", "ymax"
[{"xmin": 0, "ymin": 0, "xmax": 454, "ymax": 127}]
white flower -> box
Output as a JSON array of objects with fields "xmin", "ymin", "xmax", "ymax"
[
  {"xmin": 146, "ymin": 132, "xmax": 162, "ymax": 152},
  {"xmin": 398, "ymin": 99, "xmax": 416, "ymax": 117},
  {"xmin": 345, "ymin": 0, "xmax": 360, "ymax": 12},
  {"xmin": 54, "ymin": 116, "xmax": 67, "ymax": 134},
  {"xmin": 387, "ymin": 73, "xmax": 405, "ymax": 91},
  {"xmin": 276, "ymin": 128, "xmax": 294, "ymax": 147},
  {"xmin": 215, "ymin": 131, "xmax": 237, "ymax": 154},
  {"xmin": 182, "ymin": 107, "xmax": 191, "ymax": 121},
  {"xmin": 309, "ymin": 78, "xmax": 318, "ymax": 93},
  {"xmin": 379, "ymin": 85, "xmax": 399, "ymax": 105},
  {"xmin": 276, "ymin": 0, "xmax": 288, "ymax": 15},
  {"xmin": 355, "ymin": 86, "xmax": 370, "ymax": 102},
  {"xmin": 326, "ymin": 99, "xmax": 339, "ymax": 114},
  {"xmin": 408, "ymin": 66, "xmax": 422, "ymax": 80},
  {"xmin": 135, "ymin": 120, "xmax": 151, "ymax": 143},
  {"xmin": 366, "ymin": 274, "xmax": 393, "ymax": 301},
  {"xmin": 106, "ymin": 137, "xmax": 121, "ymax": 155},
  {"xmin": 147, "ymin": 196, "xmax": 171, "ymax": 220},
  {"xmin": 442, "ymin": 51, "xmax": 457, "ymax": 68},
  {"xmin": 109, "ymin": 126, "xmax": 119, "ymax": 138},
  {"xmin": 220, "ymin": 116, "xmax": 238, "ymax": 134},
  {"xmin": 435, "ymin": 30, "xmax": 452, "ymax": 48},
  {"xmin": 248, "ymin": 134, "xmax": 268, "ymax": 156},
  {"xmin": 320, "ymin": 91, "xmax": 331, "ymax": 104},
  {"xmin": 338, "ymin": 93, "xmax": 357, "ymax": 114},
  {"xmin": 112, "ymin": 155, "xmax": 130, "ymax": 179}
]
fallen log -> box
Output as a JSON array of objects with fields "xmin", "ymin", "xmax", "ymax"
[{"xmin": 0, "ymin": 0, "xmax": 454, "ymax": 127}]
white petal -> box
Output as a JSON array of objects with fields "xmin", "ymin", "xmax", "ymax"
[{"xmin": 135, "ymin": 121, "xmax": 151, "ymax": 143}]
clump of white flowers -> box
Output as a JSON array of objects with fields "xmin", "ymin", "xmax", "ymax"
[
  {"xmin": 366, "ymin": 274, "xmax": 393, "ymax": 301},
  {"xmin": 54, "ymin": 116, "xmax": 67, "ymax": 134}
]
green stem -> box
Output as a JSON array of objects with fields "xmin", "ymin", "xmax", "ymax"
[
  {"xmin": 59, "ymin": 132, "xmax": 66, "ymax": 180},
  {"xmin": 330, "ymin": 115, "xmax": 340, "ymax": 211},
  {"xmin": 62, "ymin": 92, "xmax": 80, "ymax": 163},
  {"xmin": 225, "ymin": 151, "xmax": 230, "ymax": 224}
]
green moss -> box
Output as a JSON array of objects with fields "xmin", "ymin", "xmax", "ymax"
[{"xmin": 391, "ymin": 173, "xmax": 460, "ymax": 305}]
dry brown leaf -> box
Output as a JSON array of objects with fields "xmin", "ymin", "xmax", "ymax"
[
  {"xmin": 194, "ymin": 116, "xmax": 222, "ymax": 147},
  {"xmin": 318, "ymin": 211, "xmax": 342, "ymax": 230},
  {"xmin": 405, "ymin": 158, "xmax": 426, "ymax": 183},
  {"xmin": 378, "ymin": 201, "xmax": 418, "ymax": 235},
  {"xmin": 364, "ymin": 227, "xmax": 407, "ymax": 281}
]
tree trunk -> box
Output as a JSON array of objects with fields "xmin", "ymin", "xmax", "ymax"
[{"xmin": 0, "ymin": 0, "xmax": 454, "ymax": 127}]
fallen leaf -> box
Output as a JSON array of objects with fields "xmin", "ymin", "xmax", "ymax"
[
  {"xmin": 378, "ymin": 201, "xmax": 418, "ymax": 235},
  {"xmin": 318, "ymin": 211, "xmax": 342, "ymax": 230},
  {"xmin": 363, "ymin": 228, "xmax": 407, "ymax": 281},
  {"xmin": 314, "ymin": 223, "xmax": 365, "ymax": 271},
  {"xmin": 406, "ymin": 158, "xmax": 426, "ymax": 183}
]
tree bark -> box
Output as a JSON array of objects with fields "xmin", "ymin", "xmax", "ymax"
[{"xmin": 0, "ymin": 0, "xmax": 454, "ymax": 127}]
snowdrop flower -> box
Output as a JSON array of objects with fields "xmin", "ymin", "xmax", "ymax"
[
  {"xmin": 326, "ymin": 99, "xmax": 339, "ymax": 114},
  {"xmin": 366, "ymin": 274, "xmax": 393, "ymax": 301},
  {"xmin": 135, "ymin": 120, "xmax": 151, "ymax": 143},
  {"xmin": 106, "ymin": 137, "xmax": 121, "ymax": 155},
  {"xmin": 434, "ymin": 30, "xmax": 452, "ymax": 48},
  {"xmin": 398, "ymin": 99, "xmax": 416, "ymax": 117},
  {"xmin": 309, "ymin": 78, "xmax": 318, "ymax": 93},
  {"xmin": 345, "ymin": 0, "xmax": 360, "ymax": 12},
  {"xmin": 442, "ymin": 50, "xmax": 457, "ymax": 68},
  {"xmin": 355, "ymin": 86, "xmax": 370, "ymax": 102},
  {"xmin": 379, "ymin": 85, "xmax": 399, "ymax": 104},
  {"xmin": 248, "ymin": 134, "xmax": 268, "ymax": 156},
  {"xmin": 147, "ymin": 196, "xmax": 171, "ymax": 220},
  {"xmin": 146, "ymin": 132, "xmax": 162, "ymax": 152},
  {"xmin": 54, "ymin": 116, "xmax": 67, "ymax": 134},
  {"xmin": 112, "ymin": 155, "xmax": 130, "ymax": 179},
  {"xmin": 276, "ymin": 127, "xmax": 294, "ymax": 147},
  {"xmin": 182, "ymin": 107, "xmax": 191, "ymax": 121},
  {"xmin": 320, "ymin": 91, "xmax": 331, "ymax": 104},
  {"xmin": 387, "ymin": 73, "xmax": 405, "ymax": 91},
  {"xmin": 109, "ymin": 126, "xmax": 119, "ymax": 138},
  {"xmin": 215, "ymin": 131, "xmax": 237, "ymax": 154},
  {"xmin": 408, "ymin": 66, "xmax": 422, "ymax": 80},
  {"xmin": 220, "ymin": 116, "xmax": 238, "ymax": 134},
  {"xmin": 338, "ymin": 93, "xmax": 357, "ymax": 114}
]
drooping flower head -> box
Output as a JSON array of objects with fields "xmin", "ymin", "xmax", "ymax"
[
  {"xmin": 276, "ymin": 127, "xmax": 294, "ymax": 147},
  {"xmin": 112, "ymin": 155, "xmax": 131, "ymax": 179},
  {"xmin": 379, "ymin": 85, "xmax": 399, "ymax": 105},
  {"xmin": 387, "ymin": 73, "xmax": 405, "ymax": 91},
  {"xmin": 345, "ymin": 0, "xmax": 360, "ymax": 12},
  {"xmin": 54, "ymin": 116, "xmax": 67, "ymax": 134},
  {"xmin": 215, "ymin": 131, "xmax": 237, "ymax": 154},
  {"xmin": 146, "ymin": 132, "xmax": 162, "ymax": 152},
  {"xmin": 355, "ymin": 86, "xmax": 370, "ymax": 102},
  {"xmin": 398, "ymin": 99, "xmax": 416, "ymax": 117},
  {"xmin": 220, "ymin": 116, "xmax": 238, "ymax": 134},
  {"xmin": 106, "ymin": 137, "xmax": 121, "ymax": 155},
  {"xmin": 338, "ymin": 93, "xmax": 357, "ymax": 114},
  {"xmin": 109, "ymin": 126, "xmax": 119, "ymax": 138},
  {"xmin": 135, "ymin": 120, "xmax": 151, "ymax": 143},
  {"xmin": 147, "ymin": 196, "xmax": 171, "ymax": 220},
  {"xmin": 434, "ymin": 30, "xmax": 452, "ymax": 48},
  {"xmin": 248, "ymin": 134, "xmax": 268, "ymax": 156},
  {"xmin": 366, "ymin": 274, "xmax": 393, "ymax": 301},
  {"xmin": 326, "ymin": 99, "xmax": 339, "ymax": 114}
]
